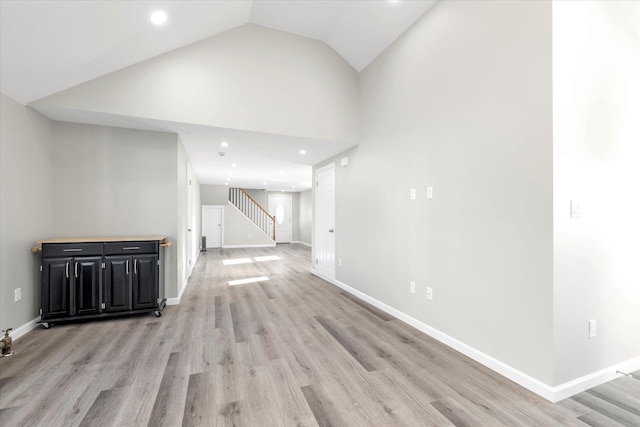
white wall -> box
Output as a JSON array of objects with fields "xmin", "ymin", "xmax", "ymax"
[
  {"xmin": 51, "ymin": 122, "xmax": 181, "ymax": 298},
  {"xmin": 200, "ymin": 184, "xmax": 229, "ymax": 205},
  {"xmin": 0, "ymin": 93, "xmax": 54, "ymax": 329},
  {"xmin": 322, "ymin": 0, "xmax": 555, "ymax": 384},
  {"xmin": 32, "ymin": 24, "xmax": 359, "ymax": 144},
  {"xmin": 298, "ymin": 189, "xmax": 312, "ymax": 245},
  {"xmin": 224, "ymin": 204, "xmax": 275, "ymax": 247},
  {"xmin": 552, "ymin": 0, "xmax": 640, "ymax": 384}
]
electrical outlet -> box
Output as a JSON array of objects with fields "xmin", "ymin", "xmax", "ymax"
[
  {"xmin": 426, "ymin": 287, "xmax": 433, "ymax": 300},
  {"xmin": 589, "ymin": 319, "xmax": 596, "ymax": 338},
  {"xmin": 410, "ymin": 281, "xmax": 416, "ymax": 294},
  {"xmin": 15, "ymin": 288, "xmax": 21, "ymax": 302}
]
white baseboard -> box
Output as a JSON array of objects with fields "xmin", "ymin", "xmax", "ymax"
[
  {"xmin": 310, "ymin": 270, "xmax": 640, "ymax": 403},
  {"xmin": 222, "ymin": 243, "xmax": 276, "ymax": 248},
  {"xmin": 166, "ymin": 279, "xmax": 188, "ymax": 306},
  {"xmin": 292, "ymin": 241, "xmax": 311, "ymax": 248},
  {"xmin": 11, "ymin": 316, "xmax": 42, "ymax": 340}
]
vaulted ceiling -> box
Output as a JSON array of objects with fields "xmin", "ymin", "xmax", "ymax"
[{"xmin": 0, "ymin": 0, "xmax": 436, "ymax": 191}]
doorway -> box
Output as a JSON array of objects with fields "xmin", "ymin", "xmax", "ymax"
[
  {"xmin": 315, "ymin": 163, "xmax": 335, "ymax": 280},
  {"xmin": 202, "ymin": 206, "xmax": 223, "ymax": 248},
  {"xmin": 268, "ymin": 194, "xmax": 292, "ymax": 243}
]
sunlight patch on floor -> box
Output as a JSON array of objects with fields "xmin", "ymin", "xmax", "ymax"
[
  {"xmin": 223, "ymin": 257, "xmax": 253, "ymax": 265},
  {"xmin": 228, "ymin": 276, "xmax": 269, "ymax": 286},
  {"xmin": 254, "ymin": 255, "xmax": 280, "ymax": 262}
]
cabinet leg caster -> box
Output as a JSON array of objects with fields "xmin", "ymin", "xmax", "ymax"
[
  {"xmin": 42, "ymin": 322, "xmax": 50, "ymax": 329},
  {"xmin": 154, "ymin": 311, "xmax": 162, "ymax": 317}
]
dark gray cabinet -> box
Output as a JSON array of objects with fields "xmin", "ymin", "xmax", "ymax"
[
  {"xmin": 40, "ymin": 239, "xmax": 165, "ymax": 327},
  {"xmin": 73, "ymin": 256, "xmax": 102, "ymax": 316},
  {"xmin": 104, "ymin": 256, "xmax": 133, "ymax": 312},
  {"xmin": 41, "ymin": 257, "xmax": 72, "ymax": 319}
]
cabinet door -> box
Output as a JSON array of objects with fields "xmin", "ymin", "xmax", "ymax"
[
  {"xmin": 74, "ymin": 257, "xmax": 102, "ymax": 316},
  {"xmin": 42, "ymin": 258, "xmax": 73, "ymax": 319},
  {"xmin": 104, "ymin": 256, "xmax": 132, "ymax": 312},
  {"xmin": 132, "ymin": 255, "xmax": 158, "ymax": 310}
]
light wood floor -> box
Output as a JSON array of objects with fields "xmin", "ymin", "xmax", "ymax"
[{"xmin": 1, "ymin": 244, "xmax": 639, "ymax": 426}]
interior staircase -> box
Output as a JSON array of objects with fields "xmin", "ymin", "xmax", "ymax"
[{"xmin": 228, "ymin": 188, "xmax": 276, "ymax": 241}]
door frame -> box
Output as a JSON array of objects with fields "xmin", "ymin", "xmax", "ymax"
[
  {"xmin": 201, "ymin": 205, "xmax": 225, "ymax": 248},
  {"xmin": 314, "ymin": 162, "xmax": 336, "ymax": 280},
  {"xmin": 268, "ymin": 194, "xmax": 293, "ymax": 243}
]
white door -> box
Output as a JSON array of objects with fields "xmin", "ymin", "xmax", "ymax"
[
  {"xmin": 315, "ymin": 163, "xmax": 335, "ymax": 280},
  {"xmin": 268, "ymin": 194, "xmax": 292, "ymax": 243},
  {"xmin": 202, "ymin": 206, "xmax": 223, "ymax": 248},
  {"xmin": 187, "ymin": 166, "xmax": 193, "ymax": 279}
]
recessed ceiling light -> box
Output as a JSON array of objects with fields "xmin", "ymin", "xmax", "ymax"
[
  {"xmin": 299, "ymin": 150, "xmax": 306, "ymax": 155},
  {"xmin": 220, "ymin": 141, "xmax": 229, "ymax": 147},
  {"xmin": 263, "ymin": 182, "xmax": 267, "ymax": 185},
  {"xmin": 150, "ymin": 10, "xmax": 168, "ymax": 26},
  {"xmin": 225, "ymin": 178, "xmax": 230, "ymax": 181},
  {"xmin": 231, "ymin": 163, "xmax": 237, "ymax": 167},
  {"xmin": 224, "ymin": 182, "xmax": 229, "ymax": 186}
]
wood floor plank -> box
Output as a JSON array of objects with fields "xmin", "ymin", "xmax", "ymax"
[
  {"xmin": 586, "ymin": 378, "xmax": 640, "ymax": 417},
  {"xmin": 572, "ymin": 392, "xmax": 640, "ymax": 426},
  {"xmin": 339, "ymin": 290, "xmax": 394, "ymax": 321},
  {"xmin": 229, "ymin": 302, "xmax": 246, "ymax": 343},
  {"xmin": 79, "ymin": 387, "xmax": 128, "ymax": 427},
  {"xmin": 182, "ymin": 371, "xmax": 217, "ymax": 427},
  {"xmin": 301, "ymin": 384, "xmax": 335, "ymax": 427},
  {"xmin": 214, "ymin": 295, "xmax": 224, "ymax": 329},
  {"xmin": 314, "ymin": 315, "xmax": 378, "ymax": 372},
  {"xmin": 147, "ymin": 352, "xmax": 190, "ymax": 426},
  {"xmin": 578, "ymin": 411, "xmax": 627, "ymax": 427},
  {"xmin": 216, "ymin": 400, "xmax": 246, "ymax": 427}
]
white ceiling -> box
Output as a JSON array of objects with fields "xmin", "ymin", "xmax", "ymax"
[{"xmin": 0, "ymin": 0, "xmax": 436, "ymax": 191}]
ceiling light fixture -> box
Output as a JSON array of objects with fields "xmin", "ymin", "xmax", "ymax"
[
  {"xmin": 150, "ymin": 10, "xmax": 168, "ymax": 26},
  {"xmin": 220, "ymin": 141, "xmax": 229, "ymax": 147},
  {"xmin": 231, "ymin": 163, "xmax": 237, "ymax": 167},
  {"xmin": 299, "ymin": 150, "xmax": 306, "ymax": 155}
]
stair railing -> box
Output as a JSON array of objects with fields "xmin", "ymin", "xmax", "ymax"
[{"xmin": 228, "ymin": 188, "xmax": 276, "ymax": 241}]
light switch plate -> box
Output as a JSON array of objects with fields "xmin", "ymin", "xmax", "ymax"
[
  {"xmin": 571, "ymin": 200, "xmax": 582, "ymax": 218},
  {"xmin": 589, "ymin": 319, "xmax": 596, "ymax": 338},
  {"xmin": 427, "ymin": 186, "xmax": 433, "ymax": 199},
  {"xmin": 410, "ymin": 188, "xmax": 416, "ymax": 200}
]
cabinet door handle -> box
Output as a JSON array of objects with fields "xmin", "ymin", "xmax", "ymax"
[
  {"xmin": 75, "ymin": 262, "xmax": 79, "ymax": 278},
  {"xmin": 126, "ymin": 260, "xmax": 129, "ymax": 275},
  {"xmin": 65, "ymin": 262, "xmax": 70, "ymax": 279},
  {"xmin": 134, "ymin": 259, "xmax": 138, "ymax": 274},
  {"xmin": 63, "ymin": 248, "xmax": 83, "ymax": 252},
  {"xmin": 123, "ymin": 247, "xmax": 140, "ymax": 250}
]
